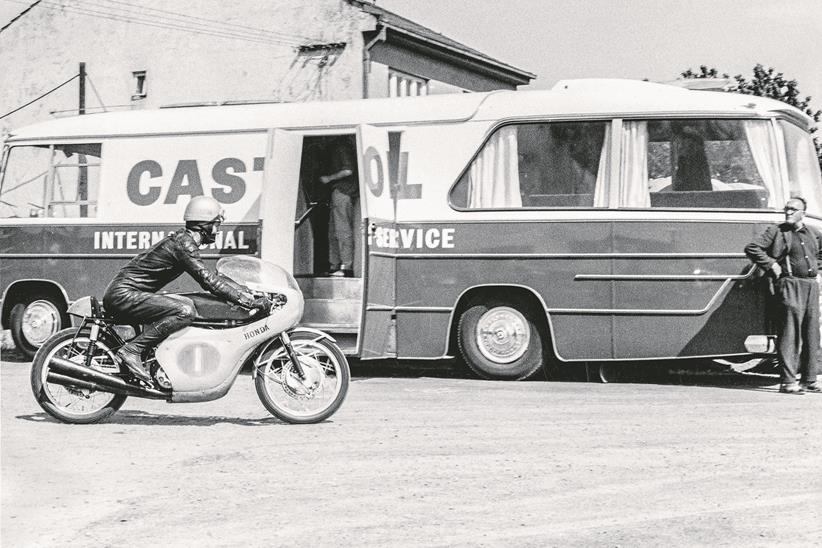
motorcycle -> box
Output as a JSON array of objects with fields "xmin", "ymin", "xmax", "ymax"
[{"xmin": 30, "ymin": 256, "xmax": 350, "ymax": 425}]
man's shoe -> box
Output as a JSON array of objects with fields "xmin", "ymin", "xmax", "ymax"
[
  {"xmin": 779, "ymin": 384, "xmax": 805, "ymax": 394},
  {"xmin": 117, "ymin": 347, "xmax": 151, "ymax": 382},
  {"xmin": 800, "ymin": 382, "xmax": 821, "ymax": 393}
]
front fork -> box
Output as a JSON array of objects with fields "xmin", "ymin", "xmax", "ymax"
[{"xmin": 279, "ymin": 331, "xmax": 306, "ymax": 380}]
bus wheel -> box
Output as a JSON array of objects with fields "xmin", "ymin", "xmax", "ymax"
[
  {"xmin": 457, "ymin": 298, "xmax": 545, "ymax": 380},
  {"xmin": 10, "ymin": 297, "xmax": 66, "ymax": 360},
  {"xmin": 594, "ymin": 363, "xmax": 621, "ymax": 383}
]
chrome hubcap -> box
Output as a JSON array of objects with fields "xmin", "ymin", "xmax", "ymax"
[
  {"xmin": 22, "ymin": 300, "xmax": 61, "ymax": 346},
  {"xmin": 475, "ymin": 306, "xmax": 530, "ymax": 364}
]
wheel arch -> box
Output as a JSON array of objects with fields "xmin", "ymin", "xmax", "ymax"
[
  {"xmin": 2, "ymin": 279, "xmax": 70, "ymax": 328},
  {"xmin": 445, "ymin": 284, "xmax": 559, "ymax": 360}
]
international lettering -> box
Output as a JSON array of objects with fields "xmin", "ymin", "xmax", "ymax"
[{"xmin": 93, "ymin": 229, "xmax": 251, "ymax": 250}]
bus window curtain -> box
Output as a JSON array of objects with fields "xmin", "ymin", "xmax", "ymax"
[
  {"xmin": 744, "ymin": 120, "xmax": 780, "ymax": 208},
  {"xmin": 467, "ymin": 126, "xmax": 522, "ymax": 208},
  {"xmin": 593, "ymin": 125, "xmax": 611, "ymax": 207},
  {"xmin": 619, "ymin": 121, "xmax": 650, "ymax": 207}
]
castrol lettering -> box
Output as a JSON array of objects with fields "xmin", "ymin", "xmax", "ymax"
[
  {"xmin": 126, "ymin": 156, "xmax": 263, "ymax": 206},
  {"xmin": 363, "ymin": 146, "xmax": 384, "ymax": 197}
]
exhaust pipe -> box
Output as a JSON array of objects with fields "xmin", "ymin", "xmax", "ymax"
[{"xmin": 48, "ymin": 356, "xmax": 169, "ymax": 399}]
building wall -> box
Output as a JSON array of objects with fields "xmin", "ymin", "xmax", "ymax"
[{"xmin": 0, "ymin": 0, "xmax": 375, "ymax": 137}]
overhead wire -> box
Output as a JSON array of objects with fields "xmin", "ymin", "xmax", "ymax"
[
  {"xmin": 0, "ymin": 73, "xmax": 79, "ymax": 120},
  {"xmin": 92, "ymin": 0, "xmax": 318, "ymax": 44},
  {"xmin": 2, "ymin": 0, "xmax": 316, "ymax": 47}
]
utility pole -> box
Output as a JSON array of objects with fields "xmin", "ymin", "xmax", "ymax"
[
  {"xmin": 78, "ymin": 62, "xmax": 88, "ymax": 216},
  {"xmin": 78, "ymin": 62, "xmax": 86, "ymax": 115}
]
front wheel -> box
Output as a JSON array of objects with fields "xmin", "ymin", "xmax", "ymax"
[
  {"xmin": 254, "ymin": 332, "xmax": 350, "ymax": 424},
  {"xmin": 31, "ymin": 328, "xmax": 126, "ymax": 424}
]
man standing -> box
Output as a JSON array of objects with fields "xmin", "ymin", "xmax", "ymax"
[
  {"xmin": 320, "ymin": 136, "xmax": 359, "ymax": 277},
  {"xmin": 745, "ymin": 197, "xmax": 822, "ymax": 394}
]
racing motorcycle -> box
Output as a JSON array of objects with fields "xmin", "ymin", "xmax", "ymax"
[{"xmin": 30, "ymin": 256, "xmax": 350, "ymax": 424}]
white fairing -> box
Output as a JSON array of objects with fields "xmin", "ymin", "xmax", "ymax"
[{"xmin": 154, "ymin": 257, "xmax": 304, "ymax": 400}]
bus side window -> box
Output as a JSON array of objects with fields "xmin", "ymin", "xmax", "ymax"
[
  {"xmin": 0, "ymin": 143, "xmax": 101, "ymax": 219},
  {"xmin": 450, "ymin": 121, "xmax": 610, "ymax": 209},
  {"xmin": 623, "ymin": 119, "xmax": 777, "ymax": 209}
]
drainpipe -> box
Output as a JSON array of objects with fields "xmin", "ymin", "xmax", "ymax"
[{"xmin": 362, "ymin": 24, "xmax": 386, "ymax": 99}]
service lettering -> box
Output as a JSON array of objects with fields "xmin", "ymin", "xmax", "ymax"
[{"xmin": 369, "ymin": 227, "xmax": 455, "ymax": 250}]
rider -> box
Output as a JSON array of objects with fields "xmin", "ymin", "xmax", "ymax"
[{"xmin": 103, "ymin": 195, "xmax": 270, "ymax": 382}]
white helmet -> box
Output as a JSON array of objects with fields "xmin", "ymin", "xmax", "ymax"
[{"xmin": 184, "ymin": 196, "xmax": 224, "ymax": 223}]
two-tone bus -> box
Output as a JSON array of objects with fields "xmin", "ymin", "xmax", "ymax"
[{"xmin": 2, "ymin": 78, "xmax": 821, "ymax": 379}]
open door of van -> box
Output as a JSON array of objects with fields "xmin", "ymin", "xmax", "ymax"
[
  {"xmin": 357, "ymin": 124, "xmax": 396, "ymax": 359},
  {"xmin": 259, "ymin": 129, "xmax": 302, "ymax": 269}
]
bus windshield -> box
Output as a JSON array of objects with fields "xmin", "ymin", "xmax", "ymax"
[{"xmin": 779, "ymin": 120, "xmax": 822, "ymax": 213}]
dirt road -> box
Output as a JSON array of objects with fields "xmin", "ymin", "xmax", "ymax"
[{"xmin": 2, "ymin": 358, "xmax": 821, "ymax": 547}]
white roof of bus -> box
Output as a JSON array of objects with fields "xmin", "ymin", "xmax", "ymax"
[{"xmin": 7, "ymin": 79, "xmax": 811, "ymax": 142}]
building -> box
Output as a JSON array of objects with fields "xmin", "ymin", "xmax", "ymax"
[{"xmin": 0, "ymin": 0, "xmax": 534, "ymax": 137}]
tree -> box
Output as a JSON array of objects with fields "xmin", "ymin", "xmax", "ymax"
[{"xmin": 681, "ymin": 64, "xmax": 822, "ymax": 168}]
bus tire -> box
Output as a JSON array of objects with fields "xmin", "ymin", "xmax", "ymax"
[
  {"xmin": 457, "ymin": 298, "xmax": 545, "ymax": 380},
  {"xmin": 10, "ymin": 296, "xmax": 67, "ymax": 360}
]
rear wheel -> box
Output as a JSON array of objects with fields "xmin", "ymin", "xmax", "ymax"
[
  {"xmin": 255, "ymin": 332, "xmax": 350, "ymax": 424},
  {"xmin": 458, "ymin": 297, "xmax": 546, "ymax": 380},
  {"xmin": 30, "ymin": 328, "xmax": 126, "ymax": 424},
  {"xmin": 11, "ymin": 296, "xmax": 67, "ymax": 360}
]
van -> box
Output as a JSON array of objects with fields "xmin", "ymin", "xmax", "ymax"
[{"xmin": 2, "ymin": 79, "xmax": 820, "ymax": 379}]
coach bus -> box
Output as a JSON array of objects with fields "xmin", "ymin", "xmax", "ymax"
[{"xmin": 2, "ymin": 79, "xmax": 821, "ymax": 379}]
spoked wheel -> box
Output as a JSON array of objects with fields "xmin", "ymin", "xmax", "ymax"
[
  {"xmin": 254, "ymin": 332, "xmax": 350, "ymax": 424},
  {"xmin": 30, "ymin": 328, "xmax": 126, "ymax": 424}
]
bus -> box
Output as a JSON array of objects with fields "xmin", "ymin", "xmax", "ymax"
[{"xmin": 2, "ymin": 78, "xmax": 821, "ymax": 379}]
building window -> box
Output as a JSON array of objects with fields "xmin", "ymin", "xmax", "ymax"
[
  {"xmin": 388, "ymin": 69, "xmax": 428, "ymax": 98},
  {"xmin": 132, "ymin": 70, "xmax": 147, "ymax": 100}
]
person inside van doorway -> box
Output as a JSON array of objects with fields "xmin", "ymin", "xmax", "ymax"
[
  {"xmin": 745, "ymin": 196, "xmax": 822, "ymax": 394},
  {"xmin": 319, "ymin": 136, "xmax": 359, "ymax": 277},
  {"xmin": 103, "ymin": 196, "xmax": 271, "ymax": 382}
]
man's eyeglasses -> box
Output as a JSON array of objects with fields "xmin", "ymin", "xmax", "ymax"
[{"xmin": 784, "ymin": 207, "xmax": 804, "ymax": 213}]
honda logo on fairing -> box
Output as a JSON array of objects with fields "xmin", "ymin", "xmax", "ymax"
[{"xmin": 243, "ymin": 324, "xmax": 270, "ymax": 340}]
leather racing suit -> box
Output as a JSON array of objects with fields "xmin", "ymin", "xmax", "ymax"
[{"xmin": 103, "ymin": 228, "xmax": 253, "ymax": 357}]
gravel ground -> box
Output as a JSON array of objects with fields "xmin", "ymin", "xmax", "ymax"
[{"xmin": 2, "ymin": 351, "xmax": 822, "ymax": 547}]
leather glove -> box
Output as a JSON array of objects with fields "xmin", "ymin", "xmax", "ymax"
[
  {"xmin": 249, "ymin": 296, "xmax": 272, "ymax": 313},
  {"xmin": 272, "ymin": 293, "xmax": 288, "ymax": 307}
]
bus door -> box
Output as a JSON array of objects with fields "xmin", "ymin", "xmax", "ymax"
[
  {"xmin": 357, "ymin": 124, "xmax": 396, "ymax": 359},
  {"xmin": 260, "ymin": 129, "xmax": 302, "ymax": 269}
]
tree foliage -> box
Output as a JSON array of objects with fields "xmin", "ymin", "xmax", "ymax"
[{"xmin": 681, "ymin": 64, "xmax": 822, "ymax": 168}]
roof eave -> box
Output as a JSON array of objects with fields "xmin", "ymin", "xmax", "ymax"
[{"xmin": 378, "ymin": 25, "xmax": 535, "ymax": 86}]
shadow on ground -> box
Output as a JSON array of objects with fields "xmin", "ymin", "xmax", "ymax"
[
  {"xmin": 350, "ymin": 356, "xmax": 781, "ymax": 390},
  {"xmin": 14, "ymin": 409, "xmax": 347, "ymax": 426}
]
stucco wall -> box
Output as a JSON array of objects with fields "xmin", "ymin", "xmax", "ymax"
[{"xmin": 0, "ymin": 0, "xmax": 375, "ymax": 137}]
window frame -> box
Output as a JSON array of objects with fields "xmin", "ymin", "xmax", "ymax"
[
  {"xmin": 388, "ymin": 69, "xmax": 429, "ymax": 98},
  {"xmin": 448, "ymin": 118, "xmax": 617, "ymax": 212},
  {"xmin": 0, "ymin": 142, "xmax": 102, "ymax": 220},
  {"xmin": 614, "ymin": 114, "xmax": 786, "ymax": 212},
  {"xmin": 132, "ymin": 70, "xmax": 147, "ymax": 100}
]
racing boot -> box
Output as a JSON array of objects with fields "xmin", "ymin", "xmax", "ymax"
[
  {"xmin": 116, "ymin": 343, "xmax": 151, "ymax": 382},
  {"xmin": 118, "ymin": 311, "xmax": 193, "ymax": 382}
]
